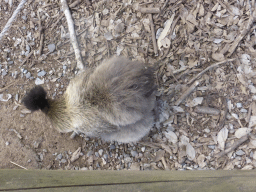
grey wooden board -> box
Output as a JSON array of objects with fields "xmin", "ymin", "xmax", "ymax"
[{"xmin": 1, "ymin": 169, "xmax": 256, "ymax": 192}]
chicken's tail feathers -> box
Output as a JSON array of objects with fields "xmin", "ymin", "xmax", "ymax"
[{"xmin": 22, "ymin": 86, "xmax": 49, "ymax": 112}]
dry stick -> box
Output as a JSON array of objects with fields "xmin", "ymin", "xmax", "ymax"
[
  {"xmin": 187, "ymin": 58, "xmax": 236, "ymax": 85},
  {"xmin": 245, "ymin": 102, "xmax": 252, "ymax": 123},
  {"xmin": 227, "ymin": 10, "xmax": 256, "ymax": 57},
  {"xmin": 0, "ymin": 0, "xmax": 27, "ymax": 42},
  {"xmin": 37, "ymin": 11, "xmax": 44, "ymax": 56},
  {"xmin": 149, "ymin": 14, "xmax": 158, "ymax": 56},
  {"xmin": 217, "ymin": 97, "xmax": 228, "ymax": 131},
  {"xmin": 139, "ymin": 7, "xmax": 160, "ymax": 13},
  {"xmin": 39, "ymin": 34, "xmax": 44, "ymax": 56},
  {"xmin": 51, "ymin": 0, "xmax": 82, "ymax": 31},
  {"xmin": 61, "ymin": 0, "xmax": 84, "ymax": 70},
  {"xmin": 215, "ymin": 135, "xmax": 249, "ymax": 158},
  {"xmin": 174, "ymin": 80, "xmax": 200, "ymax": 106},
  {"xmin": 10, "ymin": 161, "xmax": 28, "ymax": 170},
  {"xmin": 0, "ymin": 81, "xmax": 17, "ymax": 93},
  {"xmin": 20, "ymin": 51, "xmax": 33, "ymax": 66}
]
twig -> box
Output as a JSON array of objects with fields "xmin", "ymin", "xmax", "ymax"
[
  {"xmin": 51, "ymin": 0, "xmax": 82, "ymax": 31},
  {"xmin": 194, "ymin": 106, "xmax": 220, "ymax": 115},
  {"xmin": 174, "ymin": 80, "xmax": 200, "ymax": 106},
  {"xmin": 69, "ymin": 0, "xmax": 82, "ymax": 8},
  {"xmin": 227, "ymin": 10, "xmax": 256, "ymax": 57},
  {"xmin": 10, "ymin": 161, "xmax": 28, "ymax": 170},
  {"xmin": 188, "ymin": 58, "xmax": 236, "ymax": 85},
  {"xmin": 139, "ymin": 7, "xmax": 160, "ymax": 13},
  {"xmin": 215, "ymin": 135, "xmax": 249, "ymax": 158},
  {"xmin": 20, "ymin": 51, "xmax": 33, "ymax": 66},
  {"xmin": 39, "ymin": 34, "xmax": 44, "ymax": 56},
  {"xmin": 0, "ymin": 81, "xmax": 17, "ymax": 93},
  {"xmin": 217, "ymin": 97, "xmax": 228, "ymax": 130},
  {"xmin": 0, "ymin": 0, "xmax": 27, "ymax": 42},
  {"xmin": 149, "ymin": 14, "xmax": 158, "ymax": 56},
  {"xmin": 245, "ymin": 102, "xmax": 253, "ymax": 123},
  {"xmin": 37, "ymin": 11, "xmax": 44, "ymax": 56},
  {"xmin": 61, "ymin": 0, "xmax": 84, "ymax": 70}
]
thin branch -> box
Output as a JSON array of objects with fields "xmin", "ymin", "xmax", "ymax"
[
  {"xmin": 61, "ymin": 0, "xmax": 84, "ymax": 70},
  {"xmin": 175, "ymin": 80, "xmax": 200, "ymax": 106},
  {"xmin": 149, "ymin": 14, "xmax": 158, "ymax": 56},
  {"xmin": 227, "ymin": 10, "xmax": 256, "ymax": 57},
  {"xmin": 10, "ymin": 161, "xmax": 28, "ymax": 170},
  {"xmin": 0, "ymin": 81, "xmax": 18, "ymax": 93},
  {"xmin": 0, "ymin": 0, "xmax": 27, "ymax": 42},
  {"xmin": 188, "ymin": 58, "xmax": 236, "ymax": 85},
  {"xmin": 215, "ymin": 135, "xmax": 249, "ymax": 158}
]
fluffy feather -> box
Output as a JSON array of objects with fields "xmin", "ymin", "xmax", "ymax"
[{"xmin": 23, "ymin": 57, "xmax": 156, "ymax": 143}]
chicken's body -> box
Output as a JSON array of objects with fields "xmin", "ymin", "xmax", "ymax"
[{"xmin": 23, "ymin": 57, "xmax": 156, "ymax": 143}]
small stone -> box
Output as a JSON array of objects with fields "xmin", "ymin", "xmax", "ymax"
[
  {"xmin": 103, "ymin": 154, "xmax": 108, "ymax": 161},
  {"xmin": 40, "ymin": 153, "xmax": 44, "ymax": 161},
  {"xmin": 22, "ymin": 15, "xmax": 27, "ymax": 20},
  {"xmin": 35, "ymin": 78, "xmax": 44, "ymax": 85},
  {"xmin": 141, "ymin": 147, "xmax": 146, "ymax": 152},
  {"xmin": 5, "ymin": 141, "xmax": 10, "ymax": 146},
  {"xmin": 26, "ymin": 72, "xmax": 31, "ymax": 79},
  {"xmin": 37, "ymin": 70, "xmax": 47, "ymax": 77},
  {"xmin": 240, "ymin": 108, "xmax": 247, "ymax": 113},
  {"xmin": 8, "ymin": 61, "xmax": 14, "ymax": 65},
  {"xmin": 56, "ymin": 154, "xmax": 62, "ymax": 160},
  {"xmin": 102, "ymin": 157, "xmax": 107, "ymax": 165},
  {"xmin": 87, "ymin": 150, "xmax": 93, "ymax": 157},
  {"xmin": 0, "ymin": 94, "xmax": 12, "ymax": 102},
  {"xmin": 60, "ymin": 159, "xmax": 67, "ymax": 163},
  {"xmin": 156, "ymin": 28, "xmax": 163, "ymax": 39},
  {"xmin": 98, "ymin": 149, "xmax": 103, "ymax": 156},
  {"xmin": 236, "ymin": 150, "xmax": 245, "ymax": 156},
  {"xmin": 102, "ymin": 8, "xmax": 109, "ymax": 15},
  {"xmin": 115, "ymin": 23, "xmax": 125, "ymax": 34},
  {"xmin": 236, "ymin": 103, "xmax": 242, "ymax": 108},
  {"xmin": 2, "ymin": 69, "xmax": 7, "ymax": 77},
  {"xmin": 104, "ymin": 32, "xmax": 113, "ymax": 40},
  {"xmin": 26, "ymin": 44, "xmax": 30, "ymax": 52},
  {"xmin": 27, "ymin": 159, "xmax": 31, "ymax": 163},
  {"xmin": 131, "ymin": 150, "xmax": 138, "ymax": 157},
  {"xmin": 109, "ymin": 144, "xmax": 116, "ymax": 150},
  {"xmin": 15, "ymin": 94, "xmax": 19, "ymax": 101},
  {"xmin": 33, "ymin": 141, "xmax": 40, "ymax": 149},
  {"xmin": 48, "ymin": 44, "xmax": 56, "ymax": 53},
  {"xmin": 124, "ymin": 156, "xmax": 132, "ymax": 163},
  {"xmin": 13, "ymin": 71, "xmax": 18, "ymax": 79}
]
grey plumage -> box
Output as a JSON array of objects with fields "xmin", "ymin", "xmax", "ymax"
[{"xmin": 23, "ymin": 57, "xmax": 156, "ymax": 143}]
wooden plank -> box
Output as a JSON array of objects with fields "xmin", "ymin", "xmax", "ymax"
[{"xmin": 0, "ymin": 169, "xmax": 256, "ymax": 192}]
